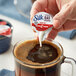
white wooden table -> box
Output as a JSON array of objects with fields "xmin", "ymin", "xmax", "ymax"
[{"xmin": 0, "ymin": 15, "xmax": 76, "ymax": 76}]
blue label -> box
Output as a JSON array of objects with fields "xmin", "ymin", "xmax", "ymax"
[{"xmin": 33, "ymin": 15, "xmax": 43, "ymax": 21}]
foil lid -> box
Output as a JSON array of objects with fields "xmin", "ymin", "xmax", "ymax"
[
  {"xmin": 0, "ymin": 21, "xmax": 11, "ymax": 37},
  {"xmin": 0, "ymin": 21, "xmax": 7, "ymax": 25},
  {"xmin": 32, "ymin": 12, "xmax": 53, "ymax": 31}
]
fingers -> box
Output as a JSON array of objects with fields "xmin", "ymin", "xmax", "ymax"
[
  {"xmin": 53, "ymin": 3, "xmax": 73, "ymax": 29},
  {"xmin": 30, "ymin": 0, "xmax": 47, "ymax": 23},
  {"xmin": 47, "ymin": 20, "xmax": 76, "ymax": 40},
  {"xmin": 30, "ymin": 0, "xmax": 58, "ymax": 23},
  {"xmin": 47, "ymin": 0, "xmax": 59, "ymax": 16},
  {"xmin": 58, "ymin": 20, "xmax": 76, "ymax": 31},
  {"xmin": 30, "ymin": 1, "xmax": 41, "ymax": 23},
  {"xmin": 47, "ymin": 28, "xmax": 59, "ymax": 40},
  {"xmin": 68, "ymin": 0, "xmax": 76, "ymax": 20}
]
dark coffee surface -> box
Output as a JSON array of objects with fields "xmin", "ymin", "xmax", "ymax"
[
  {"xmin": 14, "ymin": 40, "xmax": 61, "ymax": 67},
  {"xmin": 27, "ymin": 44, "xmax": 58, "ymax": 63}
]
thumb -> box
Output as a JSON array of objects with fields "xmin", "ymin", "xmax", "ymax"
[{"xmin": 53, "ymin": 3, "xmax": 72, "ymax": 29}]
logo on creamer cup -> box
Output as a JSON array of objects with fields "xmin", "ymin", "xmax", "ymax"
[{"xmin": 32, "ymin": 12, "xmax": 53, "ymax": 31}]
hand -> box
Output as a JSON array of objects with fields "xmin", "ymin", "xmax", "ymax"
[{"xmin": 30, "ymin": 0, "xmax": 76, "ymax": 39}]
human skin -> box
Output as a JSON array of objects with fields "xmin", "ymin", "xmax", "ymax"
[{"xmin": 30, "ymin": 0, "xmax": 76, "ymax": 39}]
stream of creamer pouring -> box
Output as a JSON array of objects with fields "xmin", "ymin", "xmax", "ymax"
[{"xmin": 32, "ymin": 12, "xmax": 53, "ymax": 47}]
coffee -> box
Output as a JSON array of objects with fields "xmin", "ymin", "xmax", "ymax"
[
  {"xmin": 14, "ymin": 39, "xmax": 62, "ymax": 76},
  {"xmin": 27, "ymin": 44, "xmax": 58, "ymax": 63}
]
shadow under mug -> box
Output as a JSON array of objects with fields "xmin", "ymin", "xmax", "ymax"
[{"xmin": 13, "ymin": 39, "xmax": 76, "ymax": 76}]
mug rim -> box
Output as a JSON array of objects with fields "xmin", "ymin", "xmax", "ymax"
[{"xmin": 13, "ymin": 39, "xmax": 64, "ymax": 68}]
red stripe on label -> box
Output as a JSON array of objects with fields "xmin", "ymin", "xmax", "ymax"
[{"xmin": 32, "ymin": 23, "xmax": 53, "ymax": 31}]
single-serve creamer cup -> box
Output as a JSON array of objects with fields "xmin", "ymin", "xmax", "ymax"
[
  {"xmin": 0, "ymin": 19, "xmax": 13, "ymax": 53},
  {"xmin": 32, "ymin": 12, "xmax": 53, "ymax": 47}
]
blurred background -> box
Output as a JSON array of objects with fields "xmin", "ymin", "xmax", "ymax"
[{"xmin": 0, "ymin": 0, "xmax": 76, "ymax": 39}]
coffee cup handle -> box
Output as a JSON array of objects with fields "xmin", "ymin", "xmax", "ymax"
[{"xmin": 63, "ymin": 57, "xmax": 76, "ymax": 76}]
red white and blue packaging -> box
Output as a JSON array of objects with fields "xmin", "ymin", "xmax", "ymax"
[
  {"xmin": 0, "ymin": 21, "xmax": 11, "ymax": 36},
  {"xmin": 0, "ymin": 19, "xmax": 13, "ymax": 53},
  {"xmin": 32, "ymin": 12, "xmax": 53, "ymax": 47}
]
